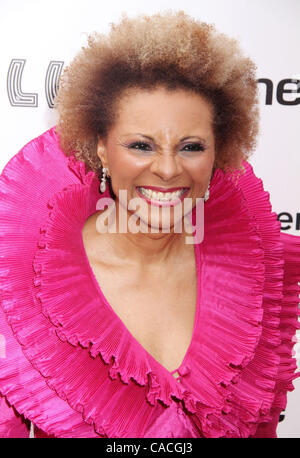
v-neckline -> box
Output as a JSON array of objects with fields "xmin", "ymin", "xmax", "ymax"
[{"xmin": 79, "ymin": 214, "xmax": 202, "ymax": 384}]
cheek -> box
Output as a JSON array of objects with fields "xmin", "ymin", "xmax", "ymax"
[
  {"xmin": 185, "ymin": 157, "xmax": 214, "ymax": 186},
  {"xmin": 108, "ymin": 150, "xmax": 147, "ymax": 185}
]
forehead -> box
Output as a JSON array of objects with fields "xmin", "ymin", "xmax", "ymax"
[{"xmin": 113, "ymin": 87, "xmax": 214, "ymax": 133}]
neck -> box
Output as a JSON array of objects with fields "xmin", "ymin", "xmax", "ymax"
[
  {"xmin": 96, "ymin": 202, "xmax": 193, "ymax": 266},
  {"xmin": 110, "ymin": 230, "xmax": 185, "ymax": 265}
]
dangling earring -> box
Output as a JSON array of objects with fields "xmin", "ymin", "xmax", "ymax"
[
  {"xmin": 100, "ymin": 167, "xmax": 107, "ymax": 193},
  {"xmin": 204, "ymin": 182, "xmax": 210, "ymax": 202}
]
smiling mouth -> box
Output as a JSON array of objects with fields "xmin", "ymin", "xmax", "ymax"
[{"xmin": 136, "ymin": 186, "xmax": 189, "ymax": 204}]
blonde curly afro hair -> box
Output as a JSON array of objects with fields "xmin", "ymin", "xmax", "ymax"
[{"xmin": 55, "ymin": 10, "xmax": 259, "ymax": 179}]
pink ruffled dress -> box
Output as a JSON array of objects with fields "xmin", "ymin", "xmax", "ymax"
[{"xmin": 0, "ymin": 127, "xmax": 299, "ymax": 438}]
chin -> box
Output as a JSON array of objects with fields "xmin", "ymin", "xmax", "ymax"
[{"xmin": 134, "ymin": 212, "xmax": 183, "ymax": 234}]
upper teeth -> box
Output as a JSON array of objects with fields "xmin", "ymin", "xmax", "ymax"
[{"xmin": 138, "ymin": 187, "xmax": 186, "ymax": 201}]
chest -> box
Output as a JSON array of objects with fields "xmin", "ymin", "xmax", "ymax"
[{"xmin": 89, "ymin": 258, "xmax": 198, "ymax": 375}]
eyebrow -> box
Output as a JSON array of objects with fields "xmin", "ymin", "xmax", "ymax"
[{"xmin": 125, "ymin": 133, "xmax": 208, "ymax": 143}]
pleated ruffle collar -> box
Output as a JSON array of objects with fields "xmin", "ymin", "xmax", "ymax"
[{"xmin": 1, "ymin": 127, "xmax": 299, "ymax": 437}]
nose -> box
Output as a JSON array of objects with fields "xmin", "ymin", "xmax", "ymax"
[{"xmin": 150, "ymin": 153, "xmax": 182, "ymax": 182}]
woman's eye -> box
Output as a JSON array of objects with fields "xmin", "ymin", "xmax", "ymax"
[
  {"xmin": 128, "ymin": 142, "xmax": 152, "ymax": 151},
  {"xmin": 126, "ymin": 141, "xmax": 205, "ymax": 153},
  {"xmin": 181, "ymin": 143, "xmax": 205, "ymax": 152}
]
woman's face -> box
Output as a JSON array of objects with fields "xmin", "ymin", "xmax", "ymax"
[{"xmin": 97, "ymin": 86, "xmax": 216, "ymax": 233}]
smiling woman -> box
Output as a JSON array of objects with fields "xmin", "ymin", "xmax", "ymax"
[
  {"xmin": 94, "ymin": 88, "xmax": 215, "ymax": 232},
  {"xmin": 0, "ymin": 10, "xmax": 299, "ymax": 439}
]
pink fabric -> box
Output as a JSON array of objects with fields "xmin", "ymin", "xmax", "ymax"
[
  {"xmin": 0, "ymin": 126, "xmax": 299, "ymax": 438},
  {"xmin": 0, "ymin": 395, "xmax": 30, "ymax": 437}
]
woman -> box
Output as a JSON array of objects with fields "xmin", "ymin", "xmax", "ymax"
[{"xmin": 0, "ymin": 11, "xmax": 299, "ymax": 438}]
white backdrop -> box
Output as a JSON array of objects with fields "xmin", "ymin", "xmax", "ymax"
[{"xmin": 0, "ymin": 0, "xmax": 299, "ymax": 438}]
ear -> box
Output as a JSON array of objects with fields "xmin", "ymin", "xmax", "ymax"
[
  {"xmin": 212, "ymin": 148, "xmax": 217, "ymax": 173},
  {"xmin": 96, "ymin": 137, "xmax": 110, "ymax": 174}
]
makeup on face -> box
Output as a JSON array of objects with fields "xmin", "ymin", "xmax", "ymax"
[{"xmin": 97, "ymin": 87, "xmax": 216, "ymax": 230}]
